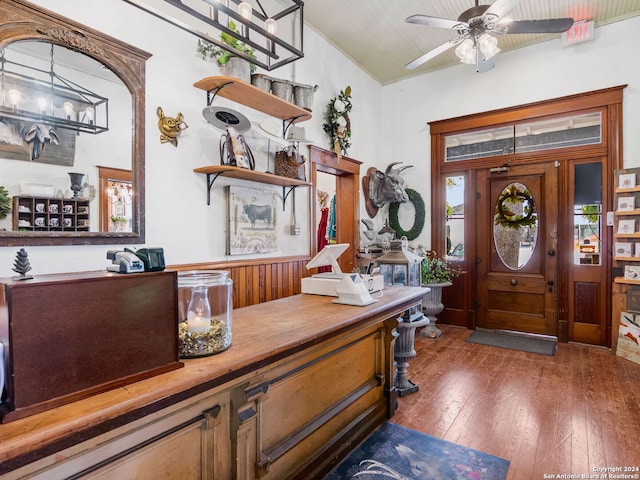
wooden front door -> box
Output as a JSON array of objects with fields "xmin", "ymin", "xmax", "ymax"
[{"xmin": 477, "ymin": 162, "xmax": 559, "ymax": 336}]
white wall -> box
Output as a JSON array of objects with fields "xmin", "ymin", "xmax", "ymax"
[
  {"xmin": 1, "ymin": 1, "xmax": 639, "ymax": 277},
  {"xmin": 379, "ymin": 16, "xmax": 640, "ymax": 248},
  {"xmin": 0, "ymin": 0, "xmax": 382, "ymax": 277}
]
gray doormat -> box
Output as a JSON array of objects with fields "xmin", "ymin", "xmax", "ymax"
[{"xmin": 465, "ymin": 330, "xmax": 557, "ymax": 356}]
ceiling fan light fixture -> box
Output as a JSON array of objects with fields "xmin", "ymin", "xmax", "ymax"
[
  {"xmin": 478, "ymin": 33, "xmax": 500, "ymax": 60},
  {"xmin": 455, "ymin": 38, "xmax": 476, "ymax": 64}
]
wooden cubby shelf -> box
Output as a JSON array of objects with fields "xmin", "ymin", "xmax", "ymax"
[{"xmin": 12, "ymin": 196, "xmax": 90, "ymax": 232}]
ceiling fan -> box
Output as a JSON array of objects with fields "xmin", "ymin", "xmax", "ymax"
[{"xmin": 405, "ymin": 0, "xmax": 574, "ymax": 72}]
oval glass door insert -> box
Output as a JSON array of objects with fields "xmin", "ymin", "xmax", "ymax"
[{"xmin": 493, "ymin": 182, "xmax": 538, "ymax": 270}]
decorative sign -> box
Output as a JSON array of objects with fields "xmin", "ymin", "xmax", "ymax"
[{"xmin": 562, "ymin": 20, "xmax": 595, "ymax": 46}]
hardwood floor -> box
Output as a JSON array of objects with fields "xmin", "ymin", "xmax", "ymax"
[{"xmin": 393, "ymin": 325, "xmax": 640, "ymax": 479}]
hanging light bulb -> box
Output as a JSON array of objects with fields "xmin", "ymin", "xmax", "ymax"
[
  {"xmin": 238, "ymin": 1, "xmax": 252, "ymax": 20},
  {"xmin": 37, "ymin": 97, "xmax": 48, "ymax": 114},
  {"xmin": 8, "ymin": 88, "xmax": 20, "ymax": 109},
  {"xmin": 478, "ymin": 33, "xmax": 500, "ymax": 60},
  {"xmin": 455, "ymin": 38, "xmax": 476, "ymax": 65},
  {"xmin": 63, "ymin": 101, "xmax": 74, "ymax": 120},
  {"xmin": 84, "ymin": 106, "xmax": 94, "ymax": 125},
  {"xmin": 265, "ymin": 17, "xmax": 277, "ymax": 35}
]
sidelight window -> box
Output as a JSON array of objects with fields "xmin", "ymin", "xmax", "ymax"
[{"xmin": 573, "ymin": 162, "xmax": 602, "ymax": 265}]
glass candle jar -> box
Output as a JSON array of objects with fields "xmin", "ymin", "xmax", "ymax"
[{"xmin": 177, "ymin": 270, "xmax": 232, "ymax": 358}]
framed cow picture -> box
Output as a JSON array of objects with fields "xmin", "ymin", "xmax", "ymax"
[
  {"xmin": 226, "ymin": 185, "xmax": 278, "ymax": 255},
  {"xmin": 0, "ymin": 118, "xmax": 76, "ymax": 165}
]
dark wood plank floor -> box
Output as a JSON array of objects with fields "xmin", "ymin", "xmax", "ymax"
[{"xmin": 393, "ymin": 325, "xmax": 640, "ymax": 479}]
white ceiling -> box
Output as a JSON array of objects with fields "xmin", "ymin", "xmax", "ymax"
[{"xmin": 303, "ymin": 0, "xmax": 640, "ymax": 85}]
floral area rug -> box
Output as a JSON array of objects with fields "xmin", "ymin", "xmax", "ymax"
[{"xmin": 323, "ymin": 422, "xmax": 509, "ymax": 480}]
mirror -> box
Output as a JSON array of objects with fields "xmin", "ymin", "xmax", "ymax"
[
  {"xmin": 0, "ymin": 0, "xmax": 150, "ymax": 246},
  {"xmin": 493, "ymin": 182, "xmax": 538, "ymax": 270}
]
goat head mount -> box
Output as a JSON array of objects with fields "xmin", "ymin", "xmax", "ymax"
[{"xmin": 157, "ymin": 106, "xmax": 188, "ymax": 147}]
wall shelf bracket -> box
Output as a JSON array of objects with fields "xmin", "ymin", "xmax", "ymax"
[
  {"xmin": 282, "ymin": 186, "xmax": 297, "ymax": 211},
  {"xmin": 206, "ymin": 82, "xmax": 235, "ymax": 107}
]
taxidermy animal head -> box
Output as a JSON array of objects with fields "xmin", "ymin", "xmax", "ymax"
[
  {"xmin": 362, "ymin": 162, "xmax": 413, "ymax": 217},
  {"xmin": 157, "ymin": 106, "xmax": 188, "ymax": 147}
]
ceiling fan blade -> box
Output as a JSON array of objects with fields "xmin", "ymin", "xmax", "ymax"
[
  {"xmin": 406, "ymin": 14, "xmax": 466, "ymax": 30},
  {"xmin": 503, "ymin": 18, "xmax": 574, "ymax": 34},
  {"xmin": 405, "ymin": 39, "xmax": 460, "ymax": 70},
  {"xmin": 483, "ymin": 0, "xmax": 522, "ymax": 20}
]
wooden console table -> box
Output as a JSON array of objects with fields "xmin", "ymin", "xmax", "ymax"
[{"xmin": 0, "ymin": 286, "xmax": 424, "ymax": 479}]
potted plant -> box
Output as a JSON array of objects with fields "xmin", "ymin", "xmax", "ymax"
[
  {"xmin": 0, "ymin": 185, "xmax": 11, "ymax": 216},
  {"xmin": 0, "ymin": 185, "xmax": 11, "ymax": 227},
  {"xmin": 197, "ymin": 21, "xmax": 256, "ymax": 82},
  {"xmin": 110, "ymin": 215, "xmax": 127, "ymax": 232},
  {"xmin": 420, "ymin": 251, "xmax": 464, "ymax": 338},
  {"xmin": 421, "ymin": 252, "xmax": 463, "ymax": 286}
]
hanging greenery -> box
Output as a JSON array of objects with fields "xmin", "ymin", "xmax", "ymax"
[
  {"xmin": 322, "ymin": 86, "xmax": 352, "ymax": 156},
  {"xmin": 494, "ymin": 184, "xmax": 537, "ymax": 230},
  {"xmin": 388, "ymin": 188, "xmax": 425, "ymax": 241}
]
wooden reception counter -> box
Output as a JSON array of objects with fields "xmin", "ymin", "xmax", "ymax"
[{"xmin": 0, "ymin": 286, "xmax": 425, "ymax": 480}]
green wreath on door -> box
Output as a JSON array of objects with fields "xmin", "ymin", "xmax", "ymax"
[{"xmin": 388, "ymin": 188, "xmax": 425, "ymax": 241}]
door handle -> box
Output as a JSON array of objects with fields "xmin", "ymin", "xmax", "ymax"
[
  {"xmin": 510, "ymin": 278, "xmax": 517, "ymax": 286},
  {"xmin": 548, "ymin": 250, "xmax": 556, "ymax": 256}
]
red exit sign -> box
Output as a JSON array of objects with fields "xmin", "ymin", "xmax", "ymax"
[{"xmin": 562, "ymin": 20, "xmax": 595, "ymax": 45}]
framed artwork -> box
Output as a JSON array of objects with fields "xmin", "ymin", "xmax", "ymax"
[
  {"xmin": 227, "ymin": 185, "xmax": 278, "ymax": 255},
  {"xmin": 615, "ymin": 242, "xmax": 632, "ymax": 257},
  {"xmin": 0, "ymin": 119, "xmax": 76, "ymax": 166},
  {"xmin": 619, "ymin": 173, "xmax": 636, "ymax": 189},
  {"xmin": 617, "ymin": 196, "xmax": 635, "ymax": 212},
  {"xmin": 624, "ymin": 265, "xmax": 640, "ymax": 280},
  {"xmin": 618, "ymin": 219, "xmax": 635, "ymax": 234}
]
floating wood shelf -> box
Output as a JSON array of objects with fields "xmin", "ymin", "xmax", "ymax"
[
  {"xmin": 193, "ymin": 76, "xmax": 312, "ymax": 124},
  {"xmin": 193, "ymin": 165, "xmax": 311, "ymax": 208}
]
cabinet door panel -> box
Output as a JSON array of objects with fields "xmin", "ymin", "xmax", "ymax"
[{"xmin": 82, "ymin": 421, "xmax": 205, "ymax": 480}]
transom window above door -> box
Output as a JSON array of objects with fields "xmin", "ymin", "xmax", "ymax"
[{"xmin": 444, "ymin": 111, "xmax": 601, "ymax": 162}]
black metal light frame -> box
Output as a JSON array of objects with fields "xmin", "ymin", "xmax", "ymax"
[
  {"xmin": 0, "ymin": 48, "xmax": 109, "ymax": 135},
  {"xmin": 124, "ymin": 0, "xmax": 304, "ymax": 71}
]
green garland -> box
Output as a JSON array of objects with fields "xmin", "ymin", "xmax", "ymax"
[
  {"xmin": 494, "ymin": 184, "xmax": 537, "ymax": 229},
  {"xmin": 388, "ymin": 188, "xmax": 425, "ymax": 241}
]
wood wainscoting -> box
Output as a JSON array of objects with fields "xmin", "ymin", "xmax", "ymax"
[{"xmin": 170, "ymin": 256, "xmax": 312, "ymax": 308}]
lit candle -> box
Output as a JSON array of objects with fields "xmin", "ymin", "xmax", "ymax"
[
  {"xmin": 186, "ymin": 285, "xmax": 211, "ymax": 333},
  {"xmin": 187, "ymin": 312, "xmax": 211, "ymax": 333}
]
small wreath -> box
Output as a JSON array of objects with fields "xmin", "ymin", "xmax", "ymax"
[
  {"xmin": 494, "ymin": 185, "xmax": 537, "ymax": 229},
  {"xmin": 388, "ymin": 188, "xmax": 425, "ymax": 241}
]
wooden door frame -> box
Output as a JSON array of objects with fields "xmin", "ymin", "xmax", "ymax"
[
  {"xmin": 308, "ymin": 145, "xmax": 362, "ymax": 274},
  {"xmin": 97, "ymin": 166, "xmax": 132, "ymax": 231},
  {"xmin": 429, "ymin": 85, "xmax": 625, "ymax": 344}
]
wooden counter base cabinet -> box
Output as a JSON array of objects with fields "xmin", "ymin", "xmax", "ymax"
[{"xmin": 0, "ymin": 286, "xmax": 425, "ymax": 479}]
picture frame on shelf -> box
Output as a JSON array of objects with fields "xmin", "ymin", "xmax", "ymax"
[
  {"xmin": 615, "ymin": 242, "xmax": 632, "ymax": 257},
  {"xmin": 618, "ymin": 196, "xmax": 635, "ymax": 212},
  {"xmin": 635, "ymin": 242, "xmax": 640, "ymax": 257},
  {"xmin": 624, "ymin": 265, "xmax": 640, "ymax": 280},
  {"xmin": 618, "ymin": 219, "xmax": 636, "ymax": 234},
  {"xmin": 619, "ymin": 173, "xmax": 636, "ymax": 189}
]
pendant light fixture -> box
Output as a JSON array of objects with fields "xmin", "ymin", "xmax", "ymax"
[
  {"xmin": 0, "ymin": 44, "xmax": 108, "ymax": 134},
  {"xmin": 125, "ymin": 0, "xmax": 304, "ymax": 71}
]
